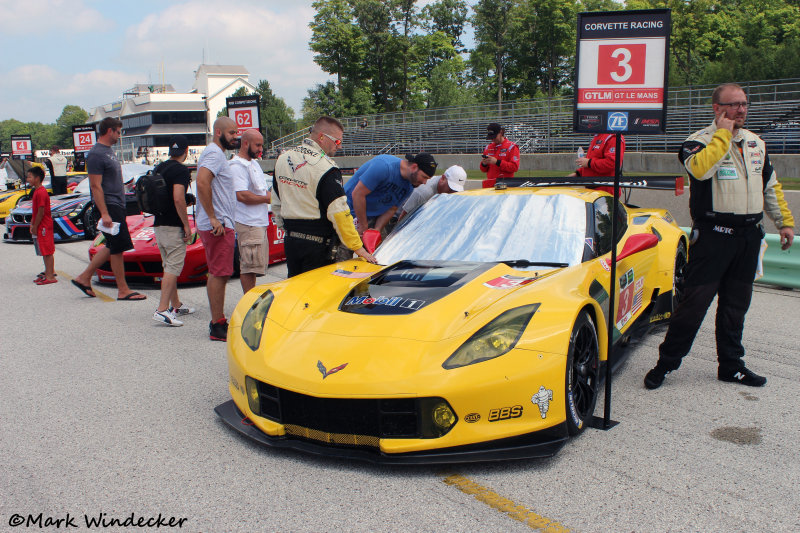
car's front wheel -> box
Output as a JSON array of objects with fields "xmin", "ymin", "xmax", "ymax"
[{"xmin": 565, "ymin": 311, "xmax": 599, "ymax": 436}]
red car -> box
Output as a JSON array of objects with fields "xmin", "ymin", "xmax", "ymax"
[{"xmin": 89, "ymin": 212, "xmax": 285, "ymax": 284}]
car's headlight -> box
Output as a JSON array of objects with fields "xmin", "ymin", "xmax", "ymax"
[
  {"xmin": 443, "ymin": 303, "xmax": 539, "ymax": 369},
  {"xmin": 51, "ymin": 209, "xmax": 71, "ymax": 218},
  {"xmin": 241, "ymin": 290, "xmax": 274, "ymax": 351}
]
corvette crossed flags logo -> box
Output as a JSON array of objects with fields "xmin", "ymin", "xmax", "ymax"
[{"xmin": 317, "ymin": 360, "xmax": 348, "ymax": 379}]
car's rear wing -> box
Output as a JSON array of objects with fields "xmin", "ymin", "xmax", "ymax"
[{"xmin": 492, "ymin": 175, "xmax": 684, "ymax": 195}]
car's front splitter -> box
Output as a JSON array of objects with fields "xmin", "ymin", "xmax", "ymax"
[{"xmin": 215, "ymin": 400, "xmax": 568, "ymax": 465}]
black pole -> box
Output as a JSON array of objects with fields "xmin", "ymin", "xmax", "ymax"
[{"xmin": 603, "ymin": 132, "xmax": 622, "ymax": 429}]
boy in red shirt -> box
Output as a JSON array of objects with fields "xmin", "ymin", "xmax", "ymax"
[{"xmin": 28, "ymin": 166, "xmax": 57, "ymax": 284}]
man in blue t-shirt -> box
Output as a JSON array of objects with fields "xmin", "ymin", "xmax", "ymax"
[{"xmin": 344, "ymin": 153, "xmax": 437, "ymax": 236}]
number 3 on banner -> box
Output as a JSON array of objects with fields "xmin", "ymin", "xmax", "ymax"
[{"xmin": 598, "ymin": 43, "xmax": 646, "ymax": 85}]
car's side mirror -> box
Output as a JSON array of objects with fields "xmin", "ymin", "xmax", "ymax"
[{"xmin": 617, "ymin": 233, "xmax": 658, "ymax": 262}]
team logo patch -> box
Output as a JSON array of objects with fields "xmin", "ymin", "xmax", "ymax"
[
  {"xmin": 332, "ymin": 269, "xmax": 372, "ymax": 279},
  {"xmin": 531, "ymin": 386, "xmax": 554, "ymax": 419},
  {"xmin": 483, "ymin": 275, "xmax": 537, "ymax": 289},
  {"xmin": 317, "ymin": 361, "xmax": 348, "ymax": 379},
  {"xmin": 464, "ymin": 413, "xmax": 481, "ymax": 423}
]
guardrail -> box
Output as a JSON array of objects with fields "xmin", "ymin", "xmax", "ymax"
[{"xmin": 681, "ymin": 227, "xmax": 799, "ymax": 289}]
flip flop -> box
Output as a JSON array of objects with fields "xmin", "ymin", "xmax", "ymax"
[
  {"xmin": 117, "ymin": 292, "xmax": 146, "ymax": 301},
  {"xmin": 71, "ymin": 279, "xmax": 96, "ymax": 298},
  {"xmin": 35, "ymin": 272, "xmax": 57, "ymax": 280},
  {"xmin": 35, "ymin": 278, "xmax": 58, "ymax": 285}
]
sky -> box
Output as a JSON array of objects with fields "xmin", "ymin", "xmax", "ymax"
[
  {"xmin": 0, "ymin": 0, "xmax": 333, "ymax": 124},
  {"xmin": 0, "ymin": 0, "xmax": 471, "ymax": 125}
]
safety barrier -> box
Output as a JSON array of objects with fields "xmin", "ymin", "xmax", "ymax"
[
  {"xmin": 681, "ymin": 227, "xmax": 799, "ymax": 289},
  {"xmin": 759, "ymin": 232, "xmax": 800, "ymax": 289}
]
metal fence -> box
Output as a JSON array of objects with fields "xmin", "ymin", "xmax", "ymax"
[{"xmin": 271, "ymin": 79, "xmax": 800, "ymax": 156}]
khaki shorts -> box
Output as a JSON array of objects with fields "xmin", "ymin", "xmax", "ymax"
[
  {"xmin": 155, "ymin": 226, "xmax": 187, "ymax": 276},
  {"xmin": 235, "ymin": 222, "xmax": 268, "ymax": 275}
]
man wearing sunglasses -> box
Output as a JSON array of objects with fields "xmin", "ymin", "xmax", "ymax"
[
  {"xmin": 645, "ymin": 83, "xmax": 795, "ymax": 390},
  {"xmin": 273, "ymin": 116, "xmax": 376, "ymax": 277}
]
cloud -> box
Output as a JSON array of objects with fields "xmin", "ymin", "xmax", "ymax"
[
  {"xmin": 0, "ymin": 65, "xmax": 142, "ymax": 123},
  {"xmin": 0, "ymin": 0, "xmax": 112, "ymax": 35},
  {"xmin": 119, "ymin": 0, "xmax": 333, "ymax": 115}
]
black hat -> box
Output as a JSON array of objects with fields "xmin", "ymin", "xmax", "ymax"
[
  {"xmin": 405, "ymin": 153, "xmax": 438, "ymax": 178},
  {"xmin": 486, "ymin": 123, "xmax": 503, "ymax": 140},
  {"xmin": 168, "ymin": 135, "xmax": 189, "ymax": 157}
]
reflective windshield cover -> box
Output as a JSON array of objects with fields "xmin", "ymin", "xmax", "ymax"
[{"xmin": 375, "ymin": 192, "xmax": 587, "ymax": 269}]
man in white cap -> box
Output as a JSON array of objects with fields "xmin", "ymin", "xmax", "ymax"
[{"xmin": 397, "ymin": 165, "xmax": 467, "ymax": 221}]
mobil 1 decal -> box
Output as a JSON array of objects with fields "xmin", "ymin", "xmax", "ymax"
[{"xmin": 574, "ymin": 9, "xmax": 671, "ymax": 134}]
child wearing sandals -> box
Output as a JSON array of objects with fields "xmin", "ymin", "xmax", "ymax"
[{"xmin": 28, "ymin": 166, "xmax": 57, "ymax": 285}]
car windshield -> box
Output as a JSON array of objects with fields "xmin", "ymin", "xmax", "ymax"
[
  {"xmin": 375, "ymin": 192, "xmax": 587, "ymax": 269},
  {"xmin": 74, "ymin": 178, "xmax": 90, "ymax": 195}
]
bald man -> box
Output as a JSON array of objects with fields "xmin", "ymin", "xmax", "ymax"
[
  {"xmin": 196, "ymin": 116, "xmax": 238, "ymax": 341},
  {"xmin": 231, "ymin": 129, "xmax": 270, "ymax": 293}
]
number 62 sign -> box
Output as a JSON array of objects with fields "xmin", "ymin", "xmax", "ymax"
[
  {"xmin": 574, "ymin": 9, "xmax": 671, "ymax": 134},
  {"xmin": 226, "ymin": 94, "xmax": 262, "ymax": 136}
]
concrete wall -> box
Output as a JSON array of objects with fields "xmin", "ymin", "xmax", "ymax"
[{"xmin": 261, "ymin": 152, "xmax": 800, "ymax": 178}]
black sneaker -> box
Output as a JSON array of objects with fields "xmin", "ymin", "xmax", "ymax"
[
  {"xmin": 718, "ymin": 367, "xmax": 766, "ymax": 387},
  {"xmin": 209, "ymin": 318, "xmax": 228, "ymax": 341},
  {"xmin": 644, "ymin": 364, "xmax": 671, "ymax": 390}
]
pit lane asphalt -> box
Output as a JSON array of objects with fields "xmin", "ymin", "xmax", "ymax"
[{"xmin": 2, "ymin": 231, "xmax": 798, "ymax": 532}]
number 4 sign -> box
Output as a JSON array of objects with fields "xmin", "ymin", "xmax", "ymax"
[
  {"xmin": 10, "ymin": 135, "xmax": 33, "ymax": 160},
  {"xmin": 574, "ymin": 9, "xmax": 671, "ymax": 134}
]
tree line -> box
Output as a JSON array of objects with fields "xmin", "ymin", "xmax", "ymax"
[
  {"xmin": 1, "ymin": 106, "xmax": 89, "ymax": 155},
  {"xmin": 302, "ymin": 0, "xmax": 800, "ymax": 119},
  {"xmin": 5, "ymin": 0, "xmax": 799, "ymax": 149}
]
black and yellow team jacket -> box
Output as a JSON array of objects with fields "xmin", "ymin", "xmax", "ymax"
[
  {"xmin": 273, "ymin": 139, "xmax": 364, "ymax": 251},
  {"xmin": 679, "ymin": 121, "xmax": 794, "ymax": 229}
]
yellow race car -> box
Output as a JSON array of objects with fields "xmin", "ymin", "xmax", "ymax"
[
  {"xmin": 0, "ymin": 162, "xmax": 60, "ymax": 223},
  {"xmin": 216, "ymin": 178, "xmax": 687, "ymax": 463}
]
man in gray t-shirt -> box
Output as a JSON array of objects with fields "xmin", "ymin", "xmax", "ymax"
[
  {"xmin": 71, "ymin": 117, "xmax": 146, "ymax": 301},
  {"xmin": 196, "ymin": 116, "xmax": 239, "ymax": 341}
]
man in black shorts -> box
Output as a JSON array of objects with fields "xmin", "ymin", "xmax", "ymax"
[{"xmin": 71, "ymin": 117, "xmax": 146, "ymax": 301}]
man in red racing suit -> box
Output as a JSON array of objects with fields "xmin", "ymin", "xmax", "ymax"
[
  {"xmin": 480, "ymin": 123, "xmax": 520, "ymax": 187},
  {"xmin": 568, "ymin": 133, "xmax": 625, "ymax": 195}
]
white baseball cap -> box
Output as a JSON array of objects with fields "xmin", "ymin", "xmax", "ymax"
[{"xmin": 444, "ymin": 165, "xmax": 467, "ymax": 192}]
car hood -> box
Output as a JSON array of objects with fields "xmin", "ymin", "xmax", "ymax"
[
  {"xmin": 12, "ymin": 193, "xmax": 87, "ymax": 214},
  {"xmin": 269, "ymin": 260, "xmax": 559, "ymax": 337},
  {"xmin": 240, "ymin": 260, "xmax": 564, "ymax": 394},
  {"xmin": 126, "ymin": 214, "xmax": 197, "ymax": 252}
]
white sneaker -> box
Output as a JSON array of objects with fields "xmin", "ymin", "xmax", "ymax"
[
  {"xmin": 171, "ymin": 303, "xmax": 196, "ymax": 316},
  {"xmin": 153, "ymin": 309, "xmax": 183, "ymax": 327}
]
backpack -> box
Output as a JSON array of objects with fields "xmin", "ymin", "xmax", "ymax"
[{"xmin": 135, "ymin": 161, "xmax": 175, "ymax": 216}]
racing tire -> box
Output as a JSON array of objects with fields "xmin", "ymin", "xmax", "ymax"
[
  {"xmin": 672, "ymin": 240, "xmax": 688, "ymax": 311},
  {"xmin": 83, "ymin": 206, "xmax": 98, "ymax": 240},
  {"xmin": 565, "ymin": 311, "xmax": 600, "ymax": 436}
]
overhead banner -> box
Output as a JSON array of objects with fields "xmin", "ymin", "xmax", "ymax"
[
  {"xmin": 226, "ymin": 95, "xmax": 261, "ymax": 136},
  {"xmin": 574, "ymin": 9, "xmax": 671, "ymax": 134},
  {"xmin": 72, "ymin": 125, "xmax": 97, "ymax": 153},
  {"xmin": 10, "ymin": 135, "xmax": 33, "ymax": 160}
]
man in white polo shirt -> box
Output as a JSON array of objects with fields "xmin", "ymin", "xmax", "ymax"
[
  {"xmin": 231, "ymin": 129, "xmax": 270, "ymax": 293},
  {"xmin": 397, "ymin": 165, "xmax": 467, "ymax": 221}
]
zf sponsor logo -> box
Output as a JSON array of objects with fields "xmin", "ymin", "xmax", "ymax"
[
  {"xmin": 488, "ymin": 405, "xmax": 523, "ymax": 422},
  {"xmin": 608, "ymin": 112, "xmax": 628, "ymax": 131}
]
